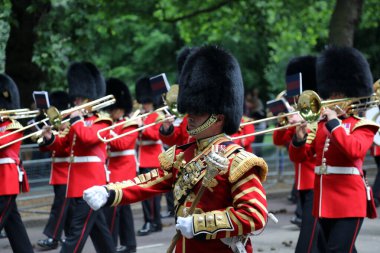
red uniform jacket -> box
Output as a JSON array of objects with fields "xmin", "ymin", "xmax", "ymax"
[
  {"xmin": 0, "ymin": 120, "xmax": 29, "ymax": 195},
  {"xmin": 137, "ymin": 112, "xmax": 163, "ymax": 168},
  {"xmin": 40, "ymin": 130, "xmax": 70, "ymax": 185},
  {"xmin": 231, "ymin": 117, "xmax": 255, "ymax": 153},
  {"xmin": 47, "ymin": 114, "xmax": 111, "ymax": 198},
  {"xmin": 289, "ymin": 116, "xmax": 378, "ymax": 218},
  {"xmin": 160, "ymin": 116, "xmax": 192, "ymax": 146},
  {"xmin": 273, "ymin": 127, "xmax": 315, "ymax": 190},
  {"xmin": 107, "ymin": 134, "xmax": 268, "ymax": 253},
  {"xmin": 107, "ymin": 118, "xmax": 138, "ymax": 182}
]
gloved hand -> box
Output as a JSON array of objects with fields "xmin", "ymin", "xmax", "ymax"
[
  {"xmin": 83, "ymin": 186, "xmax": 109, "ymax": 211},
  {"xmin": 175, "ymin": 216, "xmax": 194, "ymax": 239}
]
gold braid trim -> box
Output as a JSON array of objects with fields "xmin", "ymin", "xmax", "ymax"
[
  {"xmin": 122, "ymin": 118, "xmax": 138, "ymax": 129},
  {"xmin": 192, "ymin": 210, "xmax": 233, "ymax": 235},
  {"xmin": 158, "ymin": 145, "xmax": 176, "ymax": 171},
  {"xmin": 352, "ymin": 116, "xmax": 380, "ymax": 131},
  {"xmin": 94, "ymin": 112, "xmax": 113, "ymax": 124},
  {"xmin": 229, "ymin": 150, "xmax": 268, "ymax": 183},
  {"xmin": 5, "ymin": 119, "xmax": 22, "ymax": 130}
]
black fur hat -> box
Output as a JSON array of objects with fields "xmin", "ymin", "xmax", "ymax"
[
  {"xmin": 176, "ymin": 47, "xmax": 199, "ymax": 82},
  {"xmin": 317, "ymin": 47, "xmax": 373, "ymax": 99},
  {"xmin": 67, "ymin": 61, "xmax": 105, "ymax": 100},
  {"xmin": 135, "ymin": 76, "xmax": 154, "ymax": 104},
  {"xmin": 178, "ymin": 45, "xmax": 244, "ymax": 135},
  {"xmin": 49, "ymin": 91, "xmax": 70, "ymax": 111},
  {"xmin": 286, "ymin": 55, "xmax": 317, "ymax": 91},
  {"xmin": 106, "ymin": 78, "xmax": 133, "ymax": 114},
  {"xmin": 0, "ymin": 74, "xmax": 20, "ymax": 109}
]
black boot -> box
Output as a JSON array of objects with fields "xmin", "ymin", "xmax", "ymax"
[
  {"xmin": 137, "ymin": 222, "xmax": 151, "ymax": 236},
  {"xmin": 37, "ymin": 237, "xmax": 59, "ymax": 250},
  {"xmin": 150, "ymin": 223, "xmax": 162, "ymax": 232}
]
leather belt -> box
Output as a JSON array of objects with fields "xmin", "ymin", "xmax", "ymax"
[
  {"xmin": 139, "ymin": 140, "xmax": 162, "ymax": 146},
  {"xmin": 70, "ymin": 156, "xmax": 102, "ymax": 163},
  {"xmin": 109, "ymin": 149, "xmax": 136, "ymax": 158},
  {"xmin": 315, "ymin": 165, "xmax": 361, "ymax": 175}
]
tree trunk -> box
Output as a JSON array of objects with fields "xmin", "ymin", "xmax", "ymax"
[
  {"xmin": 328, "ymin": 0, "xmax": 363, "ymax": 47},
  {"xmin": 5, "ymin": 0, "xmax": 50, "ymax": 108}
]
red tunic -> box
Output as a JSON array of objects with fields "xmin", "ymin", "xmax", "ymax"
[
  {"xmin": 159, "ymin": 116, "xmax": 192, "ymax": 146},
  {"xmin": 111, "ymin": 135, "xmax": 268, "ymax": 253},
  {"xmin": 137, "ymin": 112, "xmax": 163, "ymax": 168},
  {"xmin": 273, "ymin": 127, "xmax": 315, "ymax": 190},
  {"xmin": 0, "ymin": 120, "xmax": 29, "ymax": 195},
  {"xmin": 289, "ymin": 116, "xmax": 378, "ymax": 218},
  {"xmin": 231, "ymin": 117, "xmax": 255, "ymax": 153},
  {"xmin": 48, "ymin": 114, "xmax": 111, "ymax": 198},
  {"xmin": 107, "ymin": 118, "xmax": 138, "ymax": 182}
]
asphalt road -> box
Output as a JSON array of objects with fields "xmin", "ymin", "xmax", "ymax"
[{"xmin": 1, "ymin": 194, "xmax": 380, "ymax": 253}]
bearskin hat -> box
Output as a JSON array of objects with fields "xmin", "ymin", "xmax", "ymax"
[
  {"xmin": 49, "ymin": 91, "xmax": 70, "ymax": 111},
  {"xmin": 286, "ymin": 55, "xmax": 317, "ymax": 92},
  {"xmin": 106, "ymin": 78, "xmax": 133, "ymax": 114},
  {"xmin": 135, "ymin": 76, "xmax": 154, "ymax": 104},
  {"xmin": 0, "ymin": 74, "xmax": 20, "ymax": 110},
  {"xmin": 67, "ymin": 61, "xmax": 105, "ymax": 100},
  {"xmin": 178, "ymin": 45, "xmax": 244, "ymax": 135},
  {"xmin": 317, "ymin": 47, "xmax": 373, "ymax": 99}
]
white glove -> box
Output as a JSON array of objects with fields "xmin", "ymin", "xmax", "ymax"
[
  {"xmin": 83, "ymin": 186, "xmax": 109, "ymax": 211},
  {"xmin": 175, "ymin": 216, "xmax": 194, "ymax": 239}
]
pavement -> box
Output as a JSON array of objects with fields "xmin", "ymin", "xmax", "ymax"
[{"xmin": 1, "ymin": 175, "xmax": 380, "ymax": 252}]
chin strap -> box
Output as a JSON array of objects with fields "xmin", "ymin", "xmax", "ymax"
[{"xmin": 187, "ymin": 114, "xmax": 218, "ymax": 136}]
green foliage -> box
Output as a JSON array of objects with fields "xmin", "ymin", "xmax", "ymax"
[{"xmin": 1, "ymin": 0, "xmax": 379, "ymax": 99}]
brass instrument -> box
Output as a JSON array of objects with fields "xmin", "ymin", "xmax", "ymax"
[
  {"xmin": 0, "ymin": 108, "xmax": 40, "ymax": 120},
  {"xmin": 97, "ymin": 85, "xmax": 180, "ymax": 143},
  {"xmin": 233, "ymin": 89, "xmax": 380, "ymax": 141},
  {"xmin": 0, "ymin": 95, "xmax": 116, "ymax": 149}
]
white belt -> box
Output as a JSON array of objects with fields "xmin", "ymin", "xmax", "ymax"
[
  {"xmin": 0, "ymin": 158, "xmax": 16, "ymax": 164},
  {"xmin": 53, "ymin": 157, "xmax": 70, "ymax": 163},
  {"xmin": 315, "ymin": 166, "xmax": 361, "ymax": 175},
  {"xmin": 139, "ymin": 140, "xmax": 162, "ymax": 146},
  {"xmin": 71, "ymin": 156, "xmax": 102, "ymax": 163},
  {"xmin": 109, "ymin": 149, "xmax": 136, "ymax": 158}
]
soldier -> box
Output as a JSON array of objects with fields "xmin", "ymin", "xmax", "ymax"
[
  {"xmin": 103, "ymin": 78, "xmax": 137, "ymax": 253},
  {"xmin": 290, "ymin": 46, "xmax": 378, "ymax": 252},
  {"xmin": 37, "ymin": 91, "xmax": 72, "ymax": 250},
  {"xmin": 135, "ymin": 77, "xmax": 164, "ymax": 236},
  {"xmin": 273, "ymin": 56, "xmax": 324, "ymax": 252},
  {"xmin": 0, "ymin": 74, "xmax": 34, "ymax": 253},
  {"xmin": 40, "ymin": 62, "xmax": 115, "ymax": 253},
  {"xmin": 83, "ymin": 45, "xmax": 269, "ymax": 253}
]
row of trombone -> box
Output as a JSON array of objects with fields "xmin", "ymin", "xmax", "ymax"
[{"xmin": 1, "ymin": 82, "xmax": 380, "ymax": 149}]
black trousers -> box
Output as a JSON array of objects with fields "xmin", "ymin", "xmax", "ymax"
[
  {"xmin": 0, "ymin": 195, "xmax": 33, "ymax": 253},
  {"xmin": 104, "ymin": 205, "xmax": 136, "ymax": 248},
  {"xmin": 60, "ymin": 198, "xmax": 115, "ymax": 253},
  {"xmin": 319, "ymin": 217, "xmax": 363, "ymax": 253},
  {"xmin": 295, "ymin": 190, "xmax": 325, "ymax": 253},
  {"xmin": 43, "ymin": 184, "xmax": 71, "ymax": 240},
  {"xmin": 164, "ymin": 190, "xmax": 175, "ymax": 214},
  {"xmin": 139, "ymin": 168, "xmax": 162, "ymax": 226}
]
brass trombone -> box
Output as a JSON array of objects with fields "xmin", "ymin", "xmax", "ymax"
[
  {"xmin": 0, "ymin": 95, "xmax": 116, "ymax": 149},
  {"xmin": 233, "ymin": 89, "xmax": 380, "ymax": 141},
  {"xmin": 97, "ymin": 85, "xmax": 179, "ymax": 143},
  {"xmin": 0, "ymin": 108, "xmax": 40, "ymax": 120}
]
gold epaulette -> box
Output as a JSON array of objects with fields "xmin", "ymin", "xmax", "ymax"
[
  {"xmin": 94, "ymin": 112, "xmax": 113, "ymax": 124},
  {"xmin": 353, "ymin": 116, "xmax": 380, "ymax": 131},
  {"xmin": 6, "ymin": 119, "xmax": 23, "ymax": 130},
  {"xmin": 122, "ymin": 117, "xmax": 138, "ymax": 129},
  {"xmin": 229, "ymin": 150, "xmax": 268, "ymax": 183},
  {"xmin": 158, "ymin": 145, "xmax": 176, "ymax": 171}
]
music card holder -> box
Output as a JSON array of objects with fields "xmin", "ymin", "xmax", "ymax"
[
  {"xmin": 33, "ymin": 91, "xmax": 50, "ymax": 110},
  {"xmin": 266, "ymin": 98, "xmax": 290, "ymax": 116},
  {"xmin": 285, "ymin": 72, "xmax": 302, "ymax": 104},
  {"xmin": 149, "ymin": 73, "xmax": 171, "ymax": 97}
]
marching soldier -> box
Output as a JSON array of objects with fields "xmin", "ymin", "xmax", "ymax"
[
  {"xmin": 37, "ymin": 91, "xmax": 72, "ymax": 250},
  {"xmin": 103, "ymin": 78, "xmax": 137, "ymax": 253},
  {"xmin": 290, "ymin": 47, "xmax": 379, "ymax": 252},
  {"xmin": 273, "ymin": 55, "xmax": 324, "ymax": 253},
  {"xmin": 83, "ymin": 45, "xmax": 269, "ymax": 253},
  {"xmin": 40, "ymin": 62, "xmax": 115, "ymax": 253},
  {"xmin": 0, "ymin": 74, "xmax": 34, "ymax": 253}
]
